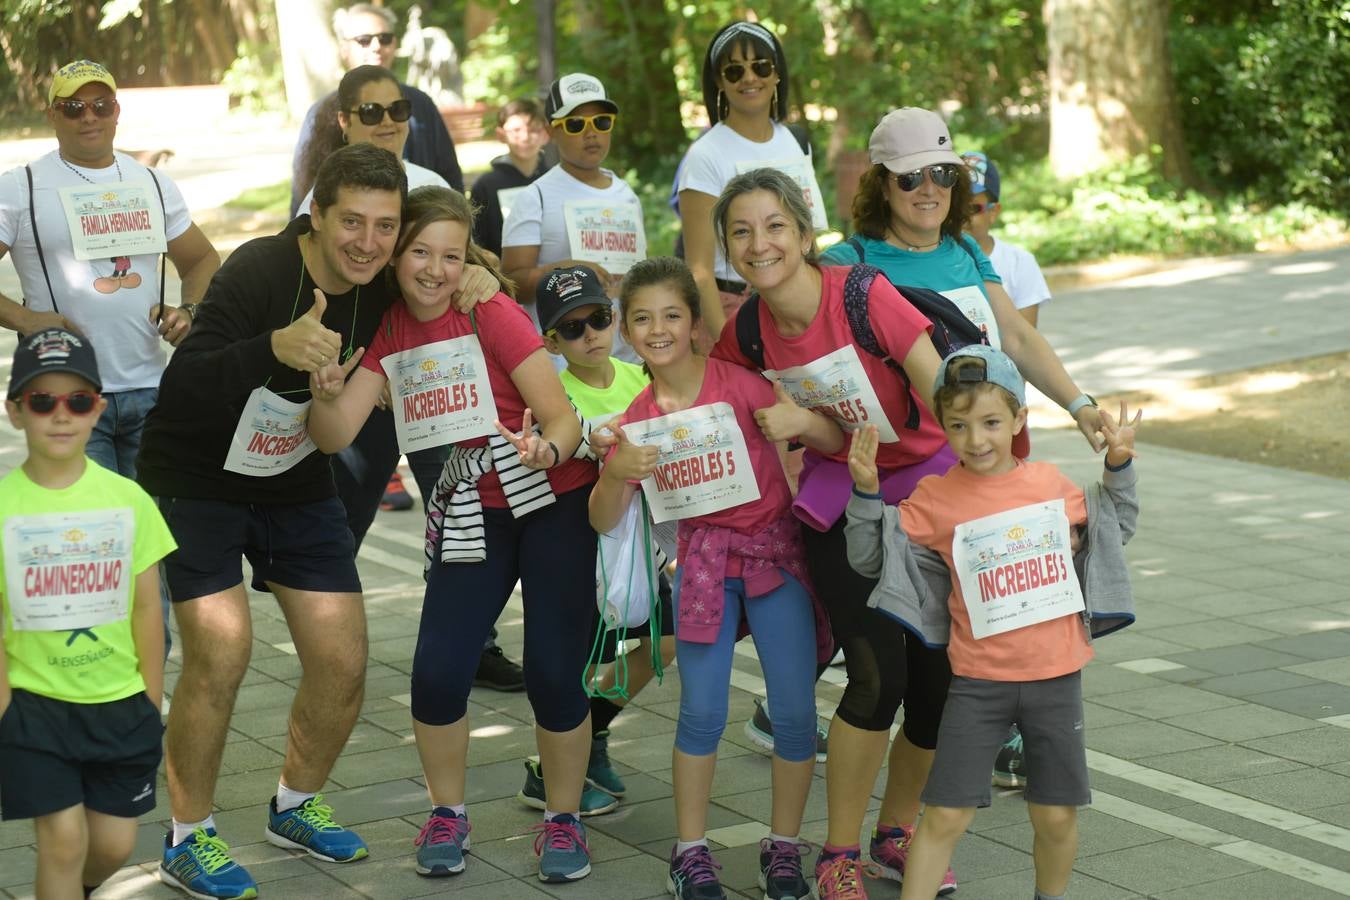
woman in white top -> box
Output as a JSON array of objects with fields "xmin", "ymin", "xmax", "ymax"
[
  {"xmin": 678, "ymin": 21, "xmax": 817, "ymax": 339},
  {"xmin": 294, "ymin": 65, "xmax": 448, "ymax": 214}
]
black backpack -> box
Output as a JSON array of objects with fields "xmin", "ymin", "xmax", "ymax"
[{"xmin": 734, "ymin": 252, "xmax": 987, "ymax": 431}]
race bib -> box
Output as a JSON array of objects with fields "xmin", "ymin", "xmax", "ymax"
[
  {"xmin": 564, "ymin": 200, "xmax": 646, "ymax": 274},
  {"xmin": 382, "ymin": 335, "xmax": 498, "ymax": 454},
  {"xmin": 940, "ymin": 285, "xmax": 1001, "ymax": 349},
  {"xmin": 735, "ymin": 157, "xmax": 828, "ymax": 231},
  {"xmin": 223, "ymin": 387, "xmax": 317, "ymax": 476},
  {"xmin": 766, "ymin": 345, "xmax": 900, "ymax": 442},
  {"xmin": 950, "ymin": 500, "xmax": 1084, "ymax": 640},
  {"xmin": 627, "ymin": 402, "xmax": 759, "ymax": 523},
  {"xmin": 4, "ymin": 509, "xmax": 134, "ymax": 631},
  {"xmin": 58, "ymin": 181, "xmax": 167, "ymax": 261}
]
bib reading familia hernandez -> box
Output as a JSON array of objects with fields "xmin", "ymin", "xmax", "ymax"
[
  {"xmin": 627, "ymin": 402, "xmax": 759, "ymax": 524},
  {"xmin": 950, "ymin": 499, "xmax": 1085, "ymax": 640},
  {"xmin": 58, "ymin": 182, "xmax": 168, "ymax": 261},
  {"xmin": 382, "ymin": 335, "xmax": 499, "ymax": 454}
]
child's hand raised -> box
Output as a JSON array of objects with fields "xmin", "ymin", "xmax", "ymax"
[
  {"xmin": 309, "ymin": 347, "xmax": 365, "ymax": 401},
  {"xmin": 1100, "ymin": 400, "xmax": 1143, "ymax": 468},
  {"xmin": 495, "ymin": 408, "xmax": 558, "ymax": 470},
  {"xmin": 601, "ymin": 424, "xmax": 659, "ymax": 482},
  {"xmin": 848, "ymin": 424, "xmax": 881, "ymax": 495}
]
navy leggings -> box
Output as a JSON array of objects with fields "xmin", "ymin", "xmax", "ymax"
[
  {"xmin": 411, "ymin": 485, "xmax": 596, "ymax": 731},
  {"xmin": 673, "ymin": 571, "xmax": 819, "ymax": 763}
]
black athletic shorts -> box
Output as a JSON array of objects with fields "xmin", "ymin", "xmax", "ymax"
[{"xmin": 0, "ymin": 689, "xmax": 162, "ymax": 820}]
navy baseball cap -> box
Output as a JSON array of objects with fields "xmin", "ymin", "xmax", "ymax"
[
  {"xmin": 8, "ymin": 328, "xmax": 102, "ymax": 400},
  {"xmin": 962, "ymin": 151, "xmax": 1000, "ymax": 202}
]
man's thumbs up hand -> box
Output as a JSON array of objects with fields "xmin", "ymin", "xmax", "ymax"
[{"xmin": 272, "ymin": 288, "xmax": 344, "ymax": 372}]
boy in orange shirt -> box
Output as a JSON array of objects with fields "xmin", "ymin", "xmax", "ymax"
[{"xmin": 844, "ymin": 344, "xmax": 1141, "ymax": 900}]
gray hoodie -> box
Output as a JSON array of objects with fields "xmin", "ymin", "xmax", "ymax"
[{"xmin": 844, "ymin": 463, "xmax": 1138, "ymax": 648}]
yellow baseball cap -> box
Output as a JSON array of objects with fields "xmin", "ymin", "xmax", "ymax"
[{"xmin": 49, "ymin": 60, "xmax": 117, "ymax": 104}]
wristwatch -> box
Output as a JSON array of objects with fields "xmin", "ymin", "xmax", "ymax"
[
  {"xmin": 182, "ymin": 303, "xmax": 200, "ymax": 322},
  {"xmin": 1066, "ymin": 393, "xmax": 1097, "ymax": 416}
]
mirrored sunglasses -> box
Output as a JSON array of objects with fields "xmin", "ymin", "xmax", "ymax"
[
  {"xmin": 350, "ymin": 99, "xmax": 413, "ymax": 126},
  {"xmin": 20, "ymin": 390, "xmax": 100, "ymax": 415},
  {"xmin": 351, "ymin": 32, "xmax": 396, "ymax": 47},
  {"xmin": 721, "ymin": 58, "xmax": 775, "ymax": 83},
  {"xmin": 52, "ymin": 97, "xmax": 118, "ymax": 120},
  {"xmin": 893, "ymin": 165, "xmax": 961, "ymax": 192},
  {"xmin": 969, "ymin": 201, "xmax": 999, "ymax": 214},
  {"xmin": 557, "ymin": 114, "xmax": 616, "ymax": 135},
  {"xmin": 550, "ymin": 306, "xmax": 614, "ymax": 341}
]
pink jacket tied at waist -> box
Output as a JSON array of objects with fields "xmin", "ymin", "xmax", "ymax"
[{"xmin": 678, "ymin": 513, "xmax": 835, "ymax": 664}]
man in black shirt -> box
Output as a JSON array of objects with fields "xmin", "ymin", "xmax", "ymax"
[{"xmin": 139, "ymin": 144, "xmax": 404, "ymax": 899}]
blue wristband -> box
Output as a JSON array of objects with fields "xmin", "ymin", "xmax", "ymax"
[
  {"xmin": 1105, "ymin": 457, "xmax": 1133, "ymax": 472},
  {"xmin": 852, "ymin": 486, "xmax": 884, "ymax": 500}
]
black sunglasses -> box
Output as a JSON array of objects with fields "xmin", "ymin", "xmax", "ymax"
[
  {"xmin": 52, "ymin": 97, "xmax": 118, "ymax": 120},
  {"xmin": 558, "ymin": 114, "xmax": 616, "ymax": 135},
  {"xmin": 351, "ymin": 32, "xmax": 396, "ymax": 47},
  {"xmin": 20, "ymin": 390, "xmax": 100, "ymax": 415},
  {"xmin": 892, "ymin": 164, "xmax": 961, "ymax": 192},
  {"xmin": 350, "ymin": 99, "xmax": 412, "ymax": 126},
  {"xmin": 551, "ymin": 306, "xmax": 614, "ymax": 341},
  {"xmin": 721, "ymin": 58, "xmax": 775, "ymax": 83}
]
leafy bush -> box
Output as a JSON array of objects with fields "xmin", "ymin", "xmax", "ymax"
[
  {"xmin": 1171, "ymin": 0, "xmax": 1350, "ymax": 210},
  {"xmin": 997, "ymin": 155, "xmax": 1346, "ymax": 266}
]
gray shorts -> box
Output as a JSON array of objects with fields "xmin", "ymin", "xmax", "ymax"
[{"xmin": 921, "ymin": 670, "xmax": 1090, "ymax": 809}]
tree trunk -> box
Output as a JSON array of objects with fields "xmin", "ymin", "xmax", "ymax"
[
  {"xmin": 1045, "ymin": 0, "xmax": 1193, "ymax": 183},
  {"xmin": 276, "ymin": 0, "xmax": 343, "ymax": 121}
]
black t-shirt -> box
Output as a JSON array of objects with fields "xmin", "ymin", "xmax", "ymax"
[
  {"xmin": 468, "ymin": 153, "xmax": 551, "ymax": 258},
  {"xmin": 137, "ymin": 216, "xmax": 394, "ymax": 504}
]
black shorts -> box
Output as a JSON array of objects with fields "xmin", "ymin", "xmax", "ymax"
[
  {"xmin": 158, "ymin": 495, "xmax": 361, "ymax": 601},
  {"xmin": 0, "ymin": 689, "xmax": 162, "ymax": 820},
  {"xmin": 591, "ymin": 570, "xmax": 676, "ymax": 664}
]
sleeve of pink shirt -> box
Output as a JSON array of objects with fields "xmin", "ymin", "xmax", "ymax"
[
  {"xmin": 477, "ymin": 294, "xmax": 545, "ymax": 375},
  {"xmin": 898, "ymin": 477, "xmax": 942, "ymax": 551}
]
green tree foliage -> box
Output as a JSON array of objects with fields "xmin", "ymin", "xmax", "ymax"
[{"xmin": 1172, "ymin": 0, "xmax": 1350, "ymax": 209}]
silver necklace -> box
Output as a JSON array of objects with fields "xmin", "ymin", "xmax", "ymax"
[
  {"xmin": 59, "ymin": 155, "xmax": 122, "ymax": 184},
  {"xmin": 887, "ymin": 226, "xmax": 941, "ymax": 252}
]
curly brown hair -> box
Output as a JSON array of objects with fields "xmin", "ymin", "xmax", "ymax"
[{"xmin": 850, "ymin": 163, "xmax": 973, "ymax": 244}]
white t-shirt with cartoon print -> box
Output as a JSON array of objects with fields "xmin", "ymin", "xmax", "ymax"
[{"xmin": 0, "ymin": 150, "xmax": 191, "ymax": 392}]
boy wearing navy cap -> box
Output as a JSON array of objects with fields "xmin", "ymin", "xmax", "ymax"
[{"xmin": 0, "ymin": 328, "xmax": 174, "ymax": 897}]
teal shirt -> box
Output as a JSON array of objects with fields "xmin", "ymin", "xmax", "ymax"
[{"xmin": 821, "ymin": 234, "xmax": 1001, "ymax": 296}]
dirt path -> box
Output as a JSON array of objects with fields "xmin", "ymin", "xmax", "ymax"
[{"xmin": 1108, "ymin": 351, "xmax": 1350, "ymax": 480}]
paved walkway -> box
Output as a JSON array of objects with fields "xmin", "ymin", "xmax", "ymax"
[{"xmin": 0, "ymin": 248, "xmax": 1347, "ymax": 898}]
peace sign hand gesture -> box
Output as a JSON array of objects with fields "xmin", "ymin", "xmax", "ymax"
[
  {"xmin": 494, "ymin": 408, "xmax": 559, "ymax": 470},
  {"xmin": 309, "ymin": 347, "xmax": 366, "ymax": 401}
]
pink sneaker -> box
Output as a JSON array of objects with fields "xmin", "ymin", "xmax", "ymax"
[
  {"xmin": 869, "ymin": 824, "xmax": 957, "ymax": 895},
  {"xmin": 813, "ymin": 854, "xmax": 870, "ymax": 899}
]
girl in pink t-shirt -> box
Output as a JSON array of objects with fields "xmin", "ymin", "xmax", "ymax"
[
  {"xmin": 306, "ymin": 186, "xmax": 597, "ymax": 882},
  {"xmin": 589, "ymin": 257, "xmax": 842, "ymax": 899}
]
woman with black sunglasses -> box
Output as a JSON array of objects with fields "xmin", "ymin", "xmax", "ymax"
[
  {"xmin": 678, "ymin": 21, "xmax": 822, "ymax": 341},
  {"xmin": 806, "ymin": 108, "xmax": 1104, "ymax": 898},
  {"xmin": 294, "ymin": 65, "xmax": 448, "ymax": 215}
]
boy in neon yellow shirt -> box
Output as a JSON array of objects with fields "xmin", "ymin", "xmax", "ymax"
[{"xmin": 0, "ymin": 328, "xmax": 176, "ymax": 898}]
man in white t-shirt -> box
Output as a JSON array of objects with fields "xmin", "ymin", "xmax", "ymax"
[
  {"xmin": 0, "ymin": 59, "xmax": 220, "ymax": 476},
  {"xmin": 961, "ymin": 151, "xmax": 1051, "ymax": 327},
  {"xmin": 501, "ymin": 73, "xmax": 643, "ymax": 367}
]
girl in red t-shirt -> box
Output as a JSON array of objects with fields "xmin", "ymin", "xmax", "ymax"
[
  {"xmin": 590, "ymin": 256, "xmax": 842, "ymax": 900},
  {"xmin": 306, "ymin": 186, "xmax": 597, "ymax": 883}
]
